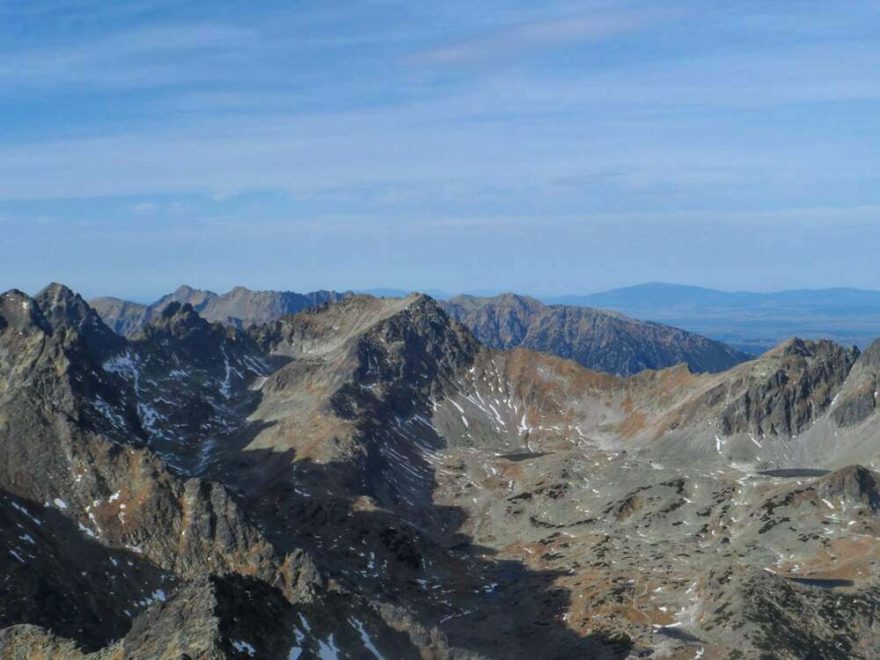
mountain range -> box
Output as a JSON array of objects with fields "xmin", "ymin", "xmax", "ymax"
[
  {"xmin": 4, "ymin": 282, "xmax": 880, "ymax": 657},
  {"xmin": 91, "ymin": 285, "xmax": 347, "ymax": 336},
  {"xmin": 546, "ymin": 282, "xmax": 880, "ymax": 354},
  {"xmin": 439, "ymin": 293, "xmax": 749, "ymax": 375},
  {"xmin": 91, "ymin": 286, "xmax": 750, "ymax": 377},
  {"xmin": 93, "ymin": 282, "xmax": 880, "ymax": 361}
]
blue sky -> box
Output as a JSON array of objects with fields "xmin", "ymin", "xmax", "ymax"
[{"xmin": 1, "ymin": 0, "xmax": 879, "ymax": 300}]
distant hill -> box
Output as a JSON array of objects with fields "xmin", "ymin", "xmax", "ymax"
[
  {"xmin": 545, "ymin": 283, "xmax": 880, "ymax": 353},
  {"xmin": 441, "ymin": 293, "xmax": 750, "ymax": 375},
  {"xmin": 91, "ymin": 285, "xmax": 346, "ymax": 335}
]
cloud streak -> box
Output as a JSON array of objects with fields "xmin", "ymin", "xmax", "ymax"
[
  {"xmin": 414, "ymin": 10, "xmax": 665, "ymax": 65},
  {"xmin": 0, "ymin": 23, "xmax": 258, "ymax": 91}
]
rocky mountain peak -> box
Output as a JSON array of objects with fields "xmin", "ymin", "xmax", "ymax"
[
  {"xmin": 35, "ymin": 282, "xmax": 97, "ymax": 328},
  {"xmin": 332, "ymin": 294, "xmax": 479, "ymax": 423},
  {"xmin": 376, "ymin": 293, "xmax": 476, "ymax": 353},
  {"xmin": 0, "ymin": 289, "xmax": 51, "ymax": 335},
  {"xmin": 33, "ymin": 283, "xmax": 125, "ymax": 359},
  {"xmin": 768, "ymin": 336, "xmax": 857, "ymax": 361},
  {"xmin": 491, "ymin": 292, "xmax": 544, "ymax": 309},
  {"xmin": 816, "ymin": 465, "xmax": 880, "ymax": 511},
  {"xmin": 142, "ymin": 301, "xmax": 211, "ymax": 339},
  {"xmin": 172, "ymin": 283, "xmax": 214, "ymax": 299},
  {"xmin": 830, "ymin": 337, "xmax": 880, "ymax": 427},
  {"xmin": 154, "ymin": 285, "xmax": 218, "ymax": 314},
  {"xmin": 859, "ymin": 338, "xmax": 880, "ymax": 369},
  {"xmin": 710, "ymin": 337, "xmax": 859, "ymax": 436},
  {"xmin": 779, "ymin": 337, "xmax": 813, "ymax": 357}
]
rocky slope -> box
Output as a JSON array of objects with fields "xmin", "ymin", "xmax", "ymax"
[
  {"xmin": 0, "ymin": 286, "xmax": 439, "ymax": 658},
  {"xmin": 3, "ymin": 284, "xmax": 880, "ymax": 658},
  {"xmin": 441, "ymin": 293, "xmax": 750, "ymax": 376},
  {"xmin": 91, "ymin": 284, "xmax": 346, "ymax": 335}
]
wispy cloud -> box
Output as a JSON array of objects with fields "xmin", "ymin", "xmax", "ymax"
[
  {"xmin": 132, "ymin": 202, "xmax": 159, "ymax": 214},
  {"xmin": 0, "ymin": 23, "xmax": 257, "ymax": 91},
  {"xmin": 414, "ymin": 10, "xmax": 665, "ymax": 65}
]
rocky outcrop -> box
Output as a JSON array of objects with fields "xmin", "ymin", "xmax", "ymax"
[
  {"xmin": 815, "ymin": 465, "xmax": 880, "ymax": 511},
  {"xmin": 119, "ymin": 575, "xmax": 292, "ymax": 659},
  {"xmin": 701, "ymin": 567, "xmax": 880, "ymax": 659},
  {"xmin": 0, "ymin": 489, "xmax": 168, "ymax": 651},
  {"xmin": 0, "ymin": 575, "xmax": 424, "ymax": 659},
  {"xmin": 710, "ymin": 339, "xmax": 859, "ymax": 436},
  {"xmin": 341, "ymin": 294, "xmax": 479, "ymax": 416},
  {"xmin": 0, "ymin": 287, "xmax": 317, "ymax": 653},
  {"xmin": 35, "ymin": 284, "xmax": 127, "ymax": 361},
  {"xmin": 831, "ymin": 339, "xmax": 880, "ymax": 427}
]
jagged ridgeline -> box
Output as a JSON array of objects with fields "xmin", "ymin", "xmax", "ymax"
[
  {"xmin": 91, "ymin": 285, "xmax": 752, "ymax": 377},
  {"xmin": 2, "ymin": 283, "xmax": 880, "ymax": 658},
  {"xmin": 91, "ymin": 285, "xmax": 347, "ymax": 336}
]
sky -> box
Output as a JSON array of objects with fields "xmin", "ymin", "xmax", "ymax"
[{"xmin": 1, "ymin": 0, "xmax": 879, "ymax": 301}]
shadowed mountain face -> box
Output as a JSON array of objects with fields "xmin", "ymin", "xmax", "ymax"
[
  {"xmin": 5, "ymin": 284, "xmax": 880, "ymax": 658},
  {"xmin": 91, "ymin": 284, "xmax": 347, "ymax": 335},
  {"xmin": 441, "ymin": 293, "xmax": 751, "ymax": 375}
]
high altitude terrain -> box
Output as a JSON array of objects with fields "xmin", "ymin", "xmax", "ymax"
[
  {"xmin": 91, "ymin": 284, "xmax": 346, "ymax": 335},
  {"xmin": 93, "ymin": 286, "xmax": 749, "ymax": 377},
  {"xmin": 440, "ymin": 293, "xmax": 749, "ymax": 375},
  {"xmin": 3, "ymin": 283, "xmax": 880, "ymax": 658}
]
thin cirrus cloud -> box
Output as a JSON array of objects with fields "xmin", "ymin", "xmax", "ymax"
[
  {"xmin": 413, "ymin": 10, "xmax": 666, "ymax": 65},
  {"xmin": 0, "ymin": 24, "xmax": 257, "ymax": 90}
]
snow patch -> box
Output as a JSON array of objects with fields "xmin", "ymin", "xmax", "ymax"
[
  {"xmin": 220, "ymin": 346, "xmax": 233, "ymax": 399},
  {"xmin": 232, "ymin": 640, "xmax": 256, "ymax": 656},
  {"xmin": 351, "ymin": 618, "xmax": 384, "ymax": 659},
  {"xmin": 77, "ymin": 522, "xmax": 97, "ymax": 538},
  {"xmin": 317, "ymin": 634, "xmax": 340, "ymax": 660},
  {"xmin": 10, "ymin": 501, "xmax": 42, "ymax": 526}
]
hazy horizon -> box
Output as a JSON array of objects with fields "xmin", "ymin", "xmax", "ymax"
[{"xmin": 15, "ymin": 279, "xmax": 880, "ymax": 307}]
